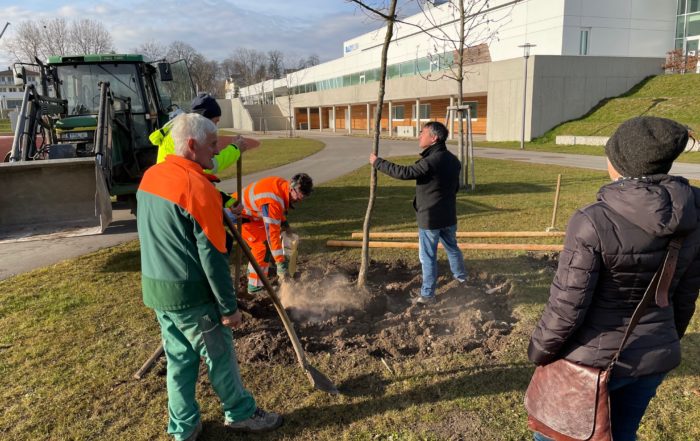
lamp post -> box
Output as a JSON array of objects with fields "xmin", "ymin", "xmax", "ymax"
[{"xmin": 518, "ymin": 43, "xmax": 536, "ymax": 150}]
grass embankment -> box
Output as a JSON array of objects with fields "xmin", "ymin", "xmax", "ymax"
[
  {"xmin": 479, "ymin": 74, "xmax": 700, "ymax": 163},
  {"xmin": 1, "ymin": 157, "xmax": 698, "ymax": 440},
  {"xmin": 216, "ymin": 137, "xmax": 325, "ymax": 180},
  {"xmin": 0, "ymin": 118, "xmax": 10, "ymax": 133}
]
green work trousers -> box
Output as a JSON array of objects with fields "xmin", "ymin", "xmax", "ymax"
[{"xmin": 155, "ymin": 303, "xmax": 256, "ymax": 440}]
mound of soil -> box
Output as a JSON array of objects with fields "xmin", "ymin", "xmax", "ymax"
[{"xmin": 233, "ymin": 259, "xmax": 516, "ymax": 365}]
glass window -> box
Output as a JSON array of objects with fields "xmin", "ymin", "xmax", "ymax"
[
  {"xmin": 690, "ymin": 0, "xmax": 700, "ymax": 13},
  {"xmin": 677, "ymin": 15, "xmax": 687, "ymax": 38},
  {"xmin": 688, "ymin": 12, "xmax": 700, "ymax": 37},
  {"xmin": 676, "ymin": 38, "xmax": 685, "ymax": 49},
  {"xmin": 57, "ymin": 63, "xmax": 146, "ymax": 115},
  {"xmin": 342, "ymin": 75, "xmax": 351, "ymax": 87},
  {"xmin": 387, "ymin": 64, "xmax": 400, "ymax": 79},
  {"xmin": 579, "ymin": 29, "xmax": 590, "ymax": 55},
  {"xmin": 349, "ymin": 73, "xmax": 359, "ymax": 85},
  {"xmin": 460, "ymin": 101, "xmax": 479, "ymax": 119},
  {"xmin": 399, "ymin": 60, "xmax": 415, "ymax": 77},
  {"xmin": 416, "ymin": 57, "xmax": 430, "ymax": 74},
  {"xmin": 392, "ymin": 105, "xmax": 404, "ymax": 120},
  {"xmin": 679, "ymin": 0, "xmax": 687, "ymax": 15},
  {"xmin": 412, "ymin": 103, "xmax": 431, "ymax": 120}
]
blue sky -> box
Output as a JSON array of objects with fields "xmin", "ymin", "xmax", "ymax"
[{"xmin": 0, "ymin": 0, "xmax": 412, "ymax": 68}]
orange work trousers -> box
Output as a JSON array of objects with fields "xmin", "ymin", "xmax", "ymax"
[{"xmin": 241, "ymin": 221, "xmax": 270, "ymax": 289}]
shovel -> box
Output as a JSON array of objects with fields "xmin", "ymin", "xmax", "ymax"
[{"xmin": 223, "ymin": 213, "xmax": 338, "ymax": 395}]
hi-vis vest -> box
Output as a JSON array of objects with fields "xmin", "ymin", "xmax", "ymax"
[
  {"xmin": 148, "ymin": 123, "xmax": 241, "ymax": 174},
  {"xmin": 235, "ymin": 176, "xmax": 290, "ymax": 263}
]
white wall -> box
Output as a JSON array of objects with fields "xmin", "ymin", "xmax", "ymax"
[
  {"xmin": 562, "ymin": 0, "xmax": 675, "ymax": 57},
  {"xmin": 240, "ymin": 0, "xmax": 676, "ymax": 100}
]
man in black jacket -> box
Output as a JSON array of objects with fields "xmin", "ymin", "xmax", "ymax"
[{"xmin": 370, "ymin": 121, "xmax": 466, "ymax": 304}]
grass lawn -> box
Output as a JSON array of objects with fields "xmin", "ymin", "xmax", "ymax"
[
  {"xmin": 216, "ymin": 138, "xmax": 325, "ymax": 180},
  {"xmin": 1, "ymin": 157, "xmax": 698, "ymax": 440}
]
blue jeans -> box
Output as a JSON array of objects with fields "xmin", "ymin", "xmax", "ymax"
[
  {"xmin": 418, "ymin": 224, "xmax": 466, "ymax": 297},
  {"xmin": 533, "ymin": 373, "xmax": 667, "ymax": 441}
]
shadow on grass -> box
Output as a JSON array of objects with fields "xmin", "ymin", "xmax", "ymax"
[
  {"xmin": 100, "ymin": 248, "xmax": 141, "ymax": 273},
  {"xmin": 286, "ymin": 362, "xmax": 533, "ymax": 436}
]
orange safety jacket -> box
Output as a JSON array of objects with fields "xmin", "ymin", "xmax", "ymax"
[{"xmin": 234, "ymin": 176, "xmax": 290, "ymax": 263}]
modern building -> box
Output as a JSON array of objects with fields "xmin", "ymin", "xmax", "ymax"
[
  {"xmin": 235, "ymin": 0, "xmax": 680, "ymax": 141},
  {"xmin": 0, "ymin": 69, "xmax": 40, "ymax": 115}
]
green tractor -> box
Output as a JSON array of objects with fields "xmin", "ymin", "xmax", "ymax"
[{"xmin": 0, "ymin": 54, "xmax": 195, "ymax": 241}]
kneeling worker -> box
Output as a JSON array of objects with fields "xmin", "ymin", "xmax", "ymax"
[
  {"xmin": 137, "ymin": 113, "xmax": 282, "ymax": 441},
  {"xmin": 232, "ymin": 173, "xmax": 313, "ymax": 293}
]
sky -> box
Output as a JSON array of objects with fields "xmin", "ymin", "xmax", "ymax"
[{"xmin": 0, "ymin": 0, "xmax": 418, "ymax": 69}]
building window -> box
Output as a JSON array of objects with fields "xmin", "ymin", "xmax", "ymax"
[
  {"xmin": 579, "ymin": 28, "xmax": 590, "ymax": 55},
  {"xmin": 412, "ymin": 103, "xmax": 431, "ymax": 120},
  {"xmin": 392, "ymin": 105, "xmax": 405, "ymax": 120},
  {"xmin": 359, "ymin": 74, "xmax": 365, "ymax": 84},
  {"xmin": 458, "ymin": 101, "xmax": 478, "ymax": 120}
]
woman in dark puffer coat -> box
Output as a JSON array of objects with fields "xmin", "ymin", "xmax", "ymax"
[{"xmin": 528, "ymin": 117, "xmax": 700, "ymax": 441}]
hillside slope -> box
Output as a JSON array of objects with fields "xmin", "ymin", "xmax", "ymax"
[{"xmin": 538, "ymin": 74, "xmax": 700, "ymax": 143}]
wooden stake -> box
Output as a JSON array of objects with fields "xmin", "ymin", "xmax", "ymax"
[
  {"xmin": 327, "ymin": 240, "xmax": 563, "ymax": 252},
  {"xmin": 546, "ymin": 174, "xmax": 562, "ymax": 232},
  {"xmin": 351, "ymin": 231, "xmax": 565, "ymax": 239}
]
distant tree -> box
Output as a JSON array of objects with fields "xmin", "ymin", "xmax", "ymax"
[
  {"xmin": 167, "ymin": 41, "xmax": 221, "ymax": 95},
  {"xmin": 411, "ymin": 0, "xmax": 513, "ymax": 190},
  {"xmin": 267, "ymin": 50, "xmax": 284, "ymax": 79},
  {"xmin": 2, "ymin": 18, "xmax": 114, "ymax": 63},
  {"xmin": 69, "ymin": 19, "xmax": 114, "ymax": 54},
  {"xmin": 41, "ymin": 18, "xmax": 71, "ymax": 57},
  {"xmin": 663, "ymin": 48, "xmax": 698, "ymax": 74},
  {"xmin": 134, "ymin": 40, "xmax": 167, "ymax": 61}
]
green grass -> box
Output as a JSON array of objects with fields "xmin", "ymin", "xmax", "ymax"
[
  {"xmin": 216, "ymin": 138, "xmax": 325, "ymax": 180},
  {"xmin": 1, "ymin": 157, "xmax": 698, "ymax": 440},
  {"xmin": 0, "ymin": 118, "xmax": 10, "ymax": 134}
]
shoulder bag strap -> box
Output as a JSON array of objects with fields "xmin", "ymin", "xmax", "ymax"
[{"xmin": 609, "ymin": 238, "xmax": 684, "ymax": 369}]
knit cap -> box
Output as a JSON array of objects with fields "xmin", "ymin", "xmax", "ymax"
[
  {"xmin": 191, "ymin": 93, "xmax": 221, "ymax": 119},
  {"xmin": 605, "ymin": 116, "xmax": 688, "ymax": 177}
]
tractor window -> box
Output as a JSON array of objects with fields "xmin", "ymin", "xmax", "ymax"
[
  {"xmin": 155, "ymin": 59, "xmax": 196, "ymax": 113},
  {"xmin": 56, "ymin": 64, "xmax": 145, "ymax": 115}
]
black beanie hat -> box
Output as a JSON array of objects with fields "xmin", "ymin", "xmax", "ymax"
[
  {"xmin": 605, "ymin": 116, "xmax": 689, "ymax": 177},
  {"xmin": 191, "ymin": 93, "xmax": 221, "ymax": 119}
]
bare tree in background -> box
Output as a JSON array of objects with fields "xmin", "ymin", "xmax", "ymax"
[
  {"xmin": 41, "ymin": 18, "xmax": 71, "ymax": 57},
  {"xmin": 347, "ymin": 0, "xmax": 399, "ymax": 288},
  {"xmin": 166, "ymin": 41, "xmax": 221, "ymax": 95},
  {"xmin": 3, "ymin": 18, "xmax": 114, "ymax": 63},
  {"xmin": 134, "ymin": 40, "xmax": 168, "ymax": 61},
  {"xmin": 412, "ymin": 0, "xmax": 513, "ymax": 190},
  {"xmin": 70, "ymin": 19, "xmax": 114, "ymax": 54},
  {"xmin": 267, "ymin": 50, "xmax": 284, "ymax": 79}
]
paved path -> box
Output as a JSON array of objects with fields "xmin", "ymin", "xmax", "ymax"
[{"xmin": 3, "ymin": 132, "xmax": 700, "ymax": 280}]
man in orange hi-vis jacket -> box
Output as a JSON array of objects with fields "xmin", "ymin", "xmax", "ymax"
[{"xmin": 232, "ymin": 173, "xmax": 313, "ymax": 293}]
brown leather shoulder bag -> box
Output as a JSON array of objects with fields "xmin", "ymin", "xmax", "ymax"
[{"xmin": 524, "ymin": 238, "xmax": 683, "ymax": 441}]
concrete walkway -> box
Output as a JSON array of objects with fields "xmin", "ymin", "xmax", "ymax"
[{"xmin": 3, "ymin": 132, "xmax": 700, "ymax": 280}]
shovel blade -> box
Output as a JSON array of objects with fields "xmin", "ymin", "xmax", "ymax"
[{"xmin": 305, "ymin": 364, "xmax": 339, "ymax": 395}]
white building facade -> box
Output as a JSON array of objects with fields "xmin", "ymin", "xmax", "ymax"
[{"xmin": 237, "ymin": 0, "xmax": 677, "ymax": 140}]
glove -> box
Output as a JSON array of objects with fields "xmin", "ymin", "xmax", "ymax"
[{"xmin": 276, "ymin": 259, "xmax": 289, "ymax": 279}]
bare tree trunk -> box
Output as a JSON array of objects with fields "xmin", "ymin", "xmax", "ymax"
[
  {"xmin": 457, "ymin": 0, "xmax": 467, "ymax": 190},
  {"xmin": 357, "ymin": 0, "xmax": 397, "ymax": 288}
]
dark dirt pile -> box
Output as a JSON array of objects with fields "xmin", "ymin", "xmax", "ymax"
[{"xmin": 233, "ymin": 259, "xmax": 516, "ymax": 365}]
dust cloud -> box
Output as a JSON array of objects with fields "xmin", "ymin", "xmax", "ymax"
[{"xmin": 278, "ymin": 273, "xmax": 372, "ymax": 323}]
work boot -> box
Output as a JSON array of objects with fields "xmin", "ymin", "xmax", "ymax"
[
  {"xmin": 410, "ymin": 289, "xmax": 436, "ymax": 305},
  {"xmin": 182, "ymin": 421, "xmax": 202, "ymax": 441},
  {"xmin": 247, "ymin": 284, "xmax": 265, "ymax": 295},
  {"xmin": 224, "ymin": 407, "xmax": 283, "ymax": 433}
]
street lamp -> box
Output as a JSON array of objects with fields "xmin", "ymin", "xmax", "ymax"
[{"xmin": 518, "ymin": 43, "xmax": 536, "ymax": 150}]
